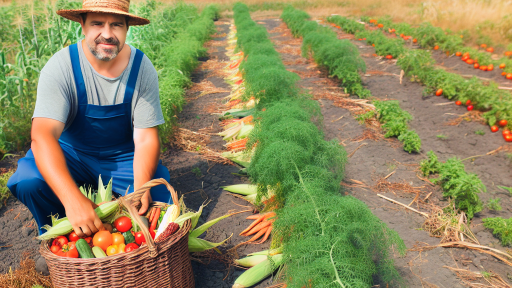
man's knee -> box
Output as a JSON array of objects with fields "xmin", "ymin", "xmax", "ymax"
[{"xmin": 9, "ymin": 176, "xmax": 48, "ymax": 203}]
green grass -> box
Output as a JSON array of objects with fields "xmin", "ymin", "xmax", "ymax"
[{"xmin": 0, "ymin": 170, "xmax": 13, "ymax": 209}]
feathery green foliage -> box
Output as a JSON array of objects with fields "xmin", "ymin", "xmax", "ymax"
[
  {"xmin": 233, "ymin": 4, "xmax": 406, "ymax": 286},
  {"xmin": 0, "ymin": 170, "xmax": 14, "ymax": 209},
  {"xmin": 482, "ymin": 217, "xmax": 512, "ymax": 246},
  {"xmin": 374, "ymin": 100, "xmax": 421, "ymax": 153},
  {"xmin": 420, "ymin": 151, "xmax": 484, "ymax": 219},
  {"xmin": 281, "ymin": 6, "xmax": 371, "ymax": 98}
]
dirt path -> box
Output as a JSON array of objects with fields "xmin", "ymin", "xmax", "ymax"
[{"xmin": 257, "ymin": 17, "xmax": 512, "ymax": 287}]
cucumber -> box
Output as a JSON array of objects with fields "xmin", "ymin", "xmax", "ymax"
[
  {"xmin": 92, "ymin": 246, "xmax": 107, "ymax": 258},
  {"xmin": 123, "ymin": 231, "xmax": 135, "ymax": 244},
  {"xmin": 76, "ymin": 239, "xmax": 95, "ymax": 259}
]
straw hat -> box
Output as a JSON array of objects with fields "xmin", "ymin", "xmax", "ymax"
[{"xmin": 57, "ymin": 0, "xmax": 150, "ymax": 26}]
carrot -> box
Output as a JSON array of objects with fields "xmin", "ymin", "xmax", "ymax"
[
  {"xmin": 149, "ymin": 207, "xmax": 160, "ymax": 231},
  {"xmin": 240, "ymin": 214, "xmax": 265, "ymax": 235},
  {"xmin": 243, "ymin": 220, "xmax": 271, "ymax": 236},
  {"xmin": 246, "ymin": 214, "xmax": 261, "ymax": 220},
  {"xmin": 244, "ymin": 226, "xmax": 268, "ymax": 244},
  {"xmin": 147, "ymin": 208, "xmax": 155, "ymax": 222},
  {"xmin": 254, "ymin": 226, "xmax": 272, "ymax": 244},
  {"xmin": 226, "ymin": 99, "xmax": 241, "ymax": 108},
  {"xmin": 241, "ymin": 115, "xmax": 253, "ymax": 124}
]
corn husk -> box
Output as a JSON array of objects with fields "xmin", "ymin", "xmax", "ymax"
[
  {"xmin": 234, "ymin": 255, "xmax": 268, "ymax": 267},
  {"xmin": 188, "ymin": 235, "xmax": 231, "ymax": 253},
  {"xmin": 38, "ymin": 201, "xmax": 119, "ymax": 240},
  {"xmin": 232, "ymin": 254, "xmax": 284, "ymax": 288},
  {"xmin": 222, "ymin": 184, "xmax": 257, "ymax": 195},
  {"xmin": 154, "ymin": 204, "xmax": 180, "ymax": 240}
]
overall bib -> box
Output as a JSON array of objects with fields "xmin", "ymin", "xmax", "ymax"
[{"xmin": 7, "ymin": 43, "xmax": 172, "ymax": 234}]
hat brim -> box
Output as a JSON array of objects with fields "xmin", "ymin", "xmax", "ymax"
[{"xmin": 56, "ymin": 8, "xmax": 150, "ymax": 26}]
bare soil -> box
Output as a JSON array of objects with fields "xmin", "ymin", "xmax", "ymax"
[{"xmin": 256, "ymin": 17, "xmax": 512, "ymax": 287}]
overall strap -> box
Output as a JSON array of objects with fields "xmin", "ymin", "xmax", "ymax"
[
  {"xmin": 123, "ymin": 49, "xmax": 144, "ymax": 103},
  {"xmin": 69, "ymin": 43, "xmax": 87, "ymax": 106}
]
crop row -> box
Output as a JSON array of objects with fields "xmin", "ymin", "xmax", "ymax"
[
  {"xmin": 361, "ymin": 16, "xmax": 512, "ymax": 74},
  {"xmin": 0, "ymin": 1, "xmax": 219, "ymax": 158},
  {"xmin": 281, "ymin": 7, "xmax": 421, "ymax": 153},
  {"xmin": 328, "ymin": 15, "xmax": 512, "ymax": 136},
  {"xmin": 232, "ymin": 3, "xmax": 406, "ymax": 287}
]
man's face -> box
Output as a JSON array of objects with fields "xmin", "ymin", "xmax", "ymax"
[{"xmin": 80, "ymin": 13, "xmax": 128, "ymax": 62}]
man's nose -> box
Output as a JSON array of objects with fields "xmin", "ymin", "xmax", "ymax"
[{"xmin": 100, "ymin": 25, "xmax": 114, "ymax": 40}]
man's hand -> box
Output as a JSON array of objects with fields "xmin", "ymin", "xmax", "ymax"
[
  {"xmin": 138, "ymin": 190, "xmax": 152, "ymax": 215},
  {"xmin": 65, "ymin": 195, "xmax": 104, "ymax": 237}
]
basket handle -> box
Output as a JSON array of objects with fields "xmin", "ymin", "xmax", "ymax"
[
  {"xmin": 119, "ymin": 178, "xmax": 180, "ymax": 258},
  {"xmin": 125, "ymin": 178, "xmax": 179, "ymax": 207}
]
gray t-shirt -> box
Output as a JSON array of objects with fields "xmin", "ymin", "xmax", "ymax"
[{"xmin": 33, "ymin": 43, "xmax": 164, "ymax": 130}]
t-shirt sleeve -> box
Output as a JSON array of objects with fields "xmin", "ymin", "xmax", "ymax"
[
  {"xmin": 132, "ymin": 55, "xmax": 165, "ymax": 129},
  {"xmin": 33, "ymin": 49, "xmax": 74, "ymax": 125}
]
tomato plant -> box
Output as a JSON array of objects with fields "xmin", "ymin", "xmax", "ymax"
[
  {"xmin": 93, "ymin": 231, "xmax": 112, "ymax": 251},
  {"xmin": 114, "ymin": 216, "xmax": 132, "ymax": 233}
]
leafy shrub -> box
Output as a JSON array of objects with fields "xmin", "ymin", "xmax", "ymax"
[
  {"xmin": 482, "ymin": 217, "xmax": 512, "ymax": 246},
  {"xmin": 398, "ymin": 130, "xmax": 421, "ymax": 153},
  {"xmin": 420, "ymin": 150, "xmax": 440, "ymax": 176}
]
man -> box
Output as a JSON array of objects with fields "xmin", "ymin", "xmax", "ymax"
[{"xmin": 7, "ymin": 0, "xmax": 172, "ymax": 237}]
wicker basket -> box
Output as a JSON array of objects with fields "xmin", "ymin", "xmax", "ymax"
[{"xmin": 40, "ymin": 179, "xmax": 195, "ymax": 288}]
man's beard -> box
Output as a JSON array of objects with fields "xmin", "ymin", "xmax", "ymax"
[{"xmin": 87, "ymin": 36, "xmax": 123, "ymax": 61}]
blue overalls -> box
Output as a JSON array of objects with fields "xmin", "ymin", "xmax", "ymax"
[{"xmin": 7, "ymin": 43, "xmax": 172, "ymax": 234}]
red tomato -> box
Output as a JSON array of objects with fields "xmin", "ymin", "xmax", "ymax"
[
  {"xmin": 50, "ymin": 245, "xmax": 61, "ymax": 254},
  {"xmin": 125, "ymin": 243, "xmax": 139, "ymax": 253},
  {"xmin": 455, "ymin": 100, "xmax": 462, "ymax": 105},
  {"xmin": 507, "ymin": 73, "xmax": 512, "ymax": 80},
  {"xmin": 502, "ymin": 72, "xmax": 507, "ymax": 76},
  {"xmin": 93, "ymin": 231, "xmax": 112, "ymax": 252},
  {"xmin": 461, "ymin": 56, "xmax": 469, "ymax": 61},
  {"xmin": 486, "ymin": 47, "xmax": 494, "ymax": 53},
  {"xmin": 435, "ymin": 89, "xmax": 443, "ymax": 96},
  {"xmin": 506, "ymin": 51, "xmax": 512, "ymax": 56},
  {"xmin": 467, "ymin": 105, "xmax": 474, "ymax": 111},
  {"xmin": 504, "ymin": 134, "xmax": 512, "ymax": 142},
  {"xmin": 377, "ymin": 23, "xmax": 384, "ymax": 28},
  {"xmin": 114, "ymin": 216, "xmax": 132, "ymax": 233},
  {"xmin": 52, "ymin": 236, "xmax": 68, "ymax": 248},
  {"xmin": 479, "ymin": 66, "xmax": 488, "ymax": 71},
  {"xmin": 455, "ymin": 51, "xmax": 462, "ymax": 57},
  {"xmin": 503, "ymin": 129, "xmax": 511, "ymax": 136},
  {"xmin": 474, "ymin": 63, "xmax": 480, "ymax": 69},
  {"xmin": 68, "ymin": 232, "xmax": 81, "ymax": 242},
  {"xmin": 499, "ymin": 63, "xmax": 506, "ymax": 69},
  {"xmin": 372, "ymin": 44, "xmax": 375, "ymax": 47},
  {"xmin": 385, "ymin": 55, "xmax": 393, "ymax": 59},
  {"xmin": 134, "ymin": 231, "xmax": 146, "ymax": 245},
  {"xmin": 466, "ymin": 59, "xmax": 474, "ymax": 64},
  {"xmin": 466, "ymin": 100, "xmax": 471, "ymax": 105},
  {"xmin": 490, "ymin": 126, "xmax": 499, "ymax": 133},
  {"xmin": 56, "ymin": 243, "xmax": 79, "ymax": 258},
  {"xmin": 498, "ymin": 119, "xmax": 508, "ymax": 127},
  {"xmin": 433, "ymin": 45, "xmax": 439, "ymax": 50},
  {"xmin": 480, "ymin": 44, "xmax": 487, "ymax": 49},
  {"xmin": 413, "ymin": 38, "xmax": 418, "ymax": 43},
  {"xmin": 84, "ymin": 237, "xmax": 93, "ymax": 248},
  {"xmin": 487, "ymin": 64, "xmax": 494, "ymax": 71}
]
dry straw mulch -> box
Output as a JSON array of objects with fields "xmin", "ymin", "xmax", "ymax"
[
  {"xmin": 187, "ymin": 80, "xmax": 230, "ymax": 99},
  {"xmin": 172, "ymin": 128, "xmax": 233, "ymax": 165},
  {"xmin": 0, "ymin": 254, "xmax": 53, "ymax": 288}
]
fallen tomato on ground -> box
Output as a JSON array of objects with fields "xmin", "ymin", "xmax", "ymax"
[
  {"xmin": 435, "ymin": 89, "xmax": 443, "ymax": 96},
  {"xmin": 466, "ymin": 100, "xmax": 472, "ymax": 105},
  {"xmin": 467, "ymin": 105, "xmax": 474, "ymax": 111},
  {"xmin": 490, "ymin": 126, "xmax": 499, "ymax": 133},
  {"xmin": 455, "ymin": 100, "xmax": 462, "ymax": 105}
]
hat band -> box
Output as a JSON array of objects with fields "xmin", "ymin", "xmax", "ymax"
[{"xmin": 82, "ymin": 0, "xmax": 130, "ymax": 13}]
